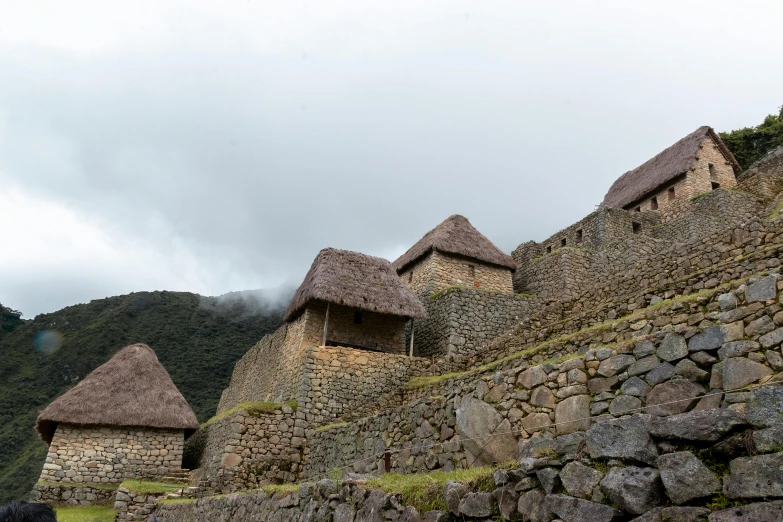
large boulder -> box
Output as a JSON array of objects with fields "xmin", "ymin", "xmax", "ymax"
[
  {"xmin": 657, "ymin": 334, "xmax": 688, "ymax": 362},
  {"xmin": 628, "ymin": 506, "xmax": 711, "ymax": 522},
  {"xmin": 723, "ymin": 452, "xmax": 783, "ymax": 498},
  {"xmin": 356, "ymin": 490, "xmax": 390, "ymax": 522},
  {"xmin": 517, "ymin": 489, "xmax": 553, "ymax": 522},
  {"xmin": 517, "ymin": 366, "xmax": 547, "ymax": 389},
  {"xmin": 456, "ymin": 396, "xmax": 518, "ymax": 466},
  {"xmin": 709, "ymin": 500, "xmax": 783, "ymax": 522},
  {"xmin": 745, "ymin": 274, "xmax": 778, "ymax": 302},
  {"xmin": 645, "ymin": 379, "xmax": 704, "ymax": 416},
  {"xmin": 657, "ymin": 451, "xmax": 720, "ymax": 504},
  {"xmin": 687, "ymin": 326, "xmax": 725, "ymax": 352},
  {"xmin": 746, "ymin": 385, "xmax": 783, "ymax": 427},
  {"xmin": 545, "ymin": 494, "xmax": 621, "ymax": 522},
  {"xmin": 722, "ymin": 358, "xmax": 772, "ymax": 391},
  {"xmin": 560, "ymin": 461, "xmax": 603, "ymax": 498},
  {"xmin": 458, "ymin": 492, "xmax": 494, "ymax": 518},
  {"xmin": 585, "ymin": 415, "xmax": 658, "ymax": 465},
  {"xmin": 599, "ymin": 466, "xmax": 665, "ymax": 515},
  {"xmin": 443, "ymin": 481, "xmax": 467, "ymax": 515},
  {"xmin": 644, "ymin": 409, "xmax": 747, "ymax": 441},
  {"xmin": 555, "ymin": 395, "xmax": 591, "ymax": 435}
]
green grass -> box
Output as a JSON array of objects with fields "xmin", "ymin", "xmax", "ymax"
[
  {"xmin": 691, "ymin": 191, "xmax": 712, "ymax": 202},
  {"xmin": 769, "ymin": 200, "xmax": 783, "ymax": 220},
  {"xmin": 263, "ymin": 483, "xmax": 300, "ymax": 496},
  {"xmin": 119, "ymin": 479, "xmax": 187, "ymax": 494},
  {"xmin": 36, "ymin": 480, "xmax": 119, "ymax": 491},
  {"xmin": 366, "ymin": 467, "xmax": 496, "ymax": 513},
  {"xmin": 201, "ymin": 400, "xmax": 298, "ymax": 428},
  {"xmin": 54, "ymin": 506, "xmax": 116, "ymax": 522},
  {"xmin": 315, "ymin": 421, "xmax": 348, "ymax": 432}
]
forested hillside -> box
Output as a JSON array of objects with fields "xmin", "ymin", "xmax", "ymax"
[
  {"xmin": 0, "ymin": 291, "xmax": 286, "ymax": 504},
  {"xmin": 721, "ymin": 105, "xmax": 783, "ymax": 168}
]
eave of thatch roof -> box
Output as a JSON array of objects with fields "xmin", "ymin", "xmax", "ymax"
[
  {"xmin": 601, "ymin": 126, "xmax": 741, "ymax": 209},
  {"xmin": 284, "ymin": 248, "xmax": 427, "ymax": 322},
  {"xmin": 392, "ymin": 214, "xmax": 516, "ymax": 274},
  {"xmin": 36, "ymin": 344, "xmax": 199, "ymax": 444}
]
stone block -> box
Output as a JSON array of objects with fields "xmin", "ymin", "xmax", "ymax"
[
  {"xmin": 555, "ymin": 395, "xmax": 590, "ymax": 435},
  {"xmin": 545, "ymin": 494, "xmax": 621, "ymax": 522},
  {"xmin": 657, "ymin": 451, "xmax": 720, "ymax": 504},
  {"xmin": 560, "ymin": 461, "xmax": 603, "ymax": 499},
  {"xmin": 746, "ymin": 385, "xmax": 783, "ymax": 427},
  {"xmin": 645, "ymin": 379, "xmax": 704, "ymax": 416},
  {"xmin": 600, "ymin": 466, "xmax": 664, "ymax": 515},
  {"xmin": 708, "ymin": 501, "xmax": 783, "ymax": 522},
  {"xmin": 585, "ymin": 415, "xmax": 658, "ymax": 465},
  {"xmin": 722, "ymin": 357, "xmax": 772, "ymax": 391},
  {"xmin": 745, "ymin": 274, "xmax": 777, "ymax": 302},
  {"xmin": 657, "ymin": 334, "xmax": 688, "ymax": 362},
  {"xmin": 723, "ymin": 452, "xmax": 783, "ymax": 498},
  {"xmin": 687, "ymin": 326, "xmax": 724, "ymax": 352}
]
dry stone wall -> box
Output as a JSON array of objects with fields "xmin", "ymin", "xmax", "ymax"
[
  {"xmin": 29, "ymin": 483, "xmax": 116, "ymax": 506},
  {"xmin": 305, "ymin": 274, "xmax": 783, "ymax": 480},
  {"xmin": 296, "ymin": 345, "xmax": 430, "ymax": 428},
  {"xmin": 412, "ymin": 288, "xmax": 537, "ymax": 358},
  {"xmin": 190, "ymin": 405, "xmax": 301, "ymax": 493},
  {"xmin": 38, "ymin": 425, "xmax": 183, "ymax": 485}
]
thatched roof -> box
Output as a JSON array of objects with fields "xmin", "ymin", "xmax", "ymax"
[
  {"xmin": 284, "ymin": 248, "xmax": 427, "ymax": 321},
  {"xmin": 601, "ymin": 126, "xmax": 741, "ymax": 209},
  {"xmin": 36, "ymin": 344, "xmax": 199, "ymax": 444},
  {"xmin": 392, "ymin": 214, "xmax": 516, "ymax": 274}
]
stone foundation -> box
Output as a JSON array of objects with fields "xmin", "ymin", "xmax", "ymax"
[{"xmin": 38, "ymin": 425, "xmax": 184, "ymax": 485}]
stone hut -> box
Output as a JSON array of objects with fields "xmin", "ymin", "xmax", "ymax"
[
  {"xmin": 393, "ymin": 214, "xmax": 516, "ymax": 296},
  {"xmin": 283, "ymin": 248, "xmax": 426, "ymax": 354},
  {"xmin": 36, "ymin": 343, "xmax": 199, "ymax": 485},
  {"xmin": 601, "ymin": 126, "xmax": 741, "ymax": 221}
]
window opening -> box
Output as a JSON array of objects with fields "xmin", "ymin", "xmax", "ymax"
[
  {"xmin": 408, "ymin": 272, "xmax": 413, "ymax": 283},
  {"xmin": 546, "ymin": 245, "xmax": 552, "ymax": 254},
  {"xmin": 576, "ymin": 229, "xmax": 583, "ymax": 243},
  {"xmin": 632, "ymin": 222, "xmax": 641, "ymax": 234},
  {"xmin": 709, "ymin": 163, "xmax": 717, "ymax": 180},
  {"xmin": 561, "ymin": 238, "xmax": 566, "ymax": 247},
  {"xmin": 712, "ymin": 182, "xmax": 720, "ymax": 190},
  {"xmin": 634, "ymin": 206, "xmax": 641, "ymax": 212},
  {"xmin": 650, "ymin": 197, "xmax": 658, "ymax": 210},
  {"xmin": 668, "ymin": 187, "xmax": 676, "ymax": 200},
  {"xmin": 354, "ymin": 312, "xmax": 363, "ymax": 324},
  {"xmin": 467, "ymin": 264, "xmax": 476, "ymax": 278}
]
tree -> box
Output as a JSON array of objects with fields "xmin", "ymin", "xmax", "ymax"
[
  {"xmin": 0, "ymin": 303, "xmax": 23, "ymax": 334},
  {"xmin": 720, "ymin": 105, "xmax": 783, "ymax": 170}
]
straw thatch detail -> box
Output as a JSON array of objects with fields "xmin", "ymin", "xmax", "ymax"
[
  {"xmin": 601, "ymin": 126, "xmax": 741, "ymax": 209},
  {"xmin": 36, "ymin": 344, "xmax": 199, "ymax": 444},
  {"xmin": 284, "ymin": 248, "xmax": 427, "ymax": 322},
  {"xmin": 392, "ymin": 214, "xmax": 516, "ymax": 274}
]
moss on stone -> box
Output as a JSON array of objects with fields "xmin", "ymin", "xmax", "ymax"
[
  {"xmin": 262, "ymin": 483, "xmax": 300, "ymax": 496},
  {"xmin": 201, "ymin": 401, "xmax": 297, "ymax": 428},
  {"xmin": 315, "ymin": 421, "xmax": 349, "ymax": 432},
  {"xmin": 366, "ymin": 466, "xmax": 497, "ymax": 513}
]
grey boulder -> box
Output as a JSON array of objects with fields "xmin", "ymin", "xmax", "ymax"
[{"xmin": 657, "ymin": 451, "xmax": 720, "ymax": 504}]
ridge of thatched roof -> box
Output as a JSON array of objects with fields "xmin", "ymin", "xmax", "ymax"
[
  {"xmin": 601, "ymin": 126, "xmax": 741, "ymax": 209},
  {"xmin": 392, "ymin": 214, "xmax": 516, "ymax": 274},
  {"xmin": 284, "ymin": 248, "xmax": 427, "ymax": 322},
  {"xmin": 36, "ymin": 344, "xmax": 199, "ymax": 444}
]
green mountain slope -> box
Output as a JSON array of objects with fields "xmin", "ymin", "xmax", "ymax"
[{"xmin": 0, "ymin": 290, "xmax": 286, "ymax": 504}]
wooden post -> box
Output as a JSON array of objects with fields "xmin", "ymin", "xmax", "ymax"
[
  {"xmin": 409, "ymin": 319, "xmax": 415, "ymax": 357},
  {"xmin": 322, "ymin": 303, "xmax": 330, "ymax": 347}
]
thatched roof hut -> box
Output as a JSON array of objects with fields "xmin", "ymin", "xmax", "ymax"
[
  {"xmin": 392, "ymin": 214, "xmax": 516, "ymax": 274},
  {"xmin": 36, "ymin": 343, "xmax": 199, "ymax": 444},
  {"xmin": 602, "ymin": 126, "xmax": 741, "ymax": 209},
  {"xmin": 284, "ymin": 248, "xmax": 427, "ymax": 322}
]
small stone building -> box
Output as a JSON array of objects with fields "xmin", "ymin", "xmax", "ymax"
[
  {"xmin": 393, "ymin": 214, "xmax": 516, "ymax": 296},
  {"xmin": 283, "ymin": 248, "xmax": 427, "ymax": 354},
  {"xmin": 602, "ymin": 126, "xmax": 741, "ymax": 221},
  {"xmin": 36, "ymin": 343, "xmax": 199, "ymax": 485}
]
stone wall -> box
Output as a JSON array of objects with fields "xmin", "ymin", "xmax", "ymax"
[
  {"xmin": 513, "ymin": 207, "xmax": 662, "ymax": 263},
  {"xmin": 190, "ymin": 405, "xmax": 301, "ymax": 493},
  {"xmin": 514, "ymin": 188, "xmax": 764, "ymax": 301},
  {"xmin": 742, "ymin": 145, "xmax": 783, "ymax": 178},
  {"xmin": 400, "ymin": 250, "xmax": 514, "ymax": 297},
  {"xmin": 296, "ymin": 345, "xmax": 430, "ymax": 428},
  {"xmin": 738, "ymin": 170, "xmax": 783, "ymax": 201},
  {"xmin": 304, "ymin": 273, "xmax": 783, "ymax": 479},
  {"xmin": 306, "ymin": 301, "xmax": 408, "ymax": 354},
  {"xmin": 29, "ymin": 483, "xmax": 116, "ymax": 506},
  {"xmin": 412, "ymin": 288, "xmax": 538, "ymax": 358},
  {"xmin": 38, "ymin": 424, "xmax": 184, "ymax": 485}
]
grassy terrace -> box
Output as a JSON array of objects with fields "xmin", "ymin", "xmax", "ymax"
[
  {"xmin": 54, "ymin": 506, "xmax": 116, "ymax": 522},
  {"xmin": 201, "ymin": 400, "xmax": 298, "ymax": 428},
  {"xmin": 119, "ymin": 479, "xmax": 187, "ymax": 494}
]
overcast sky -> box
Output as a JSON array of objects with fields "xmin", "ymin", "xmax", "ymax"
[{"xmin": 1, "ymin": 1, "xmax": 782, "ymax": 317}]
